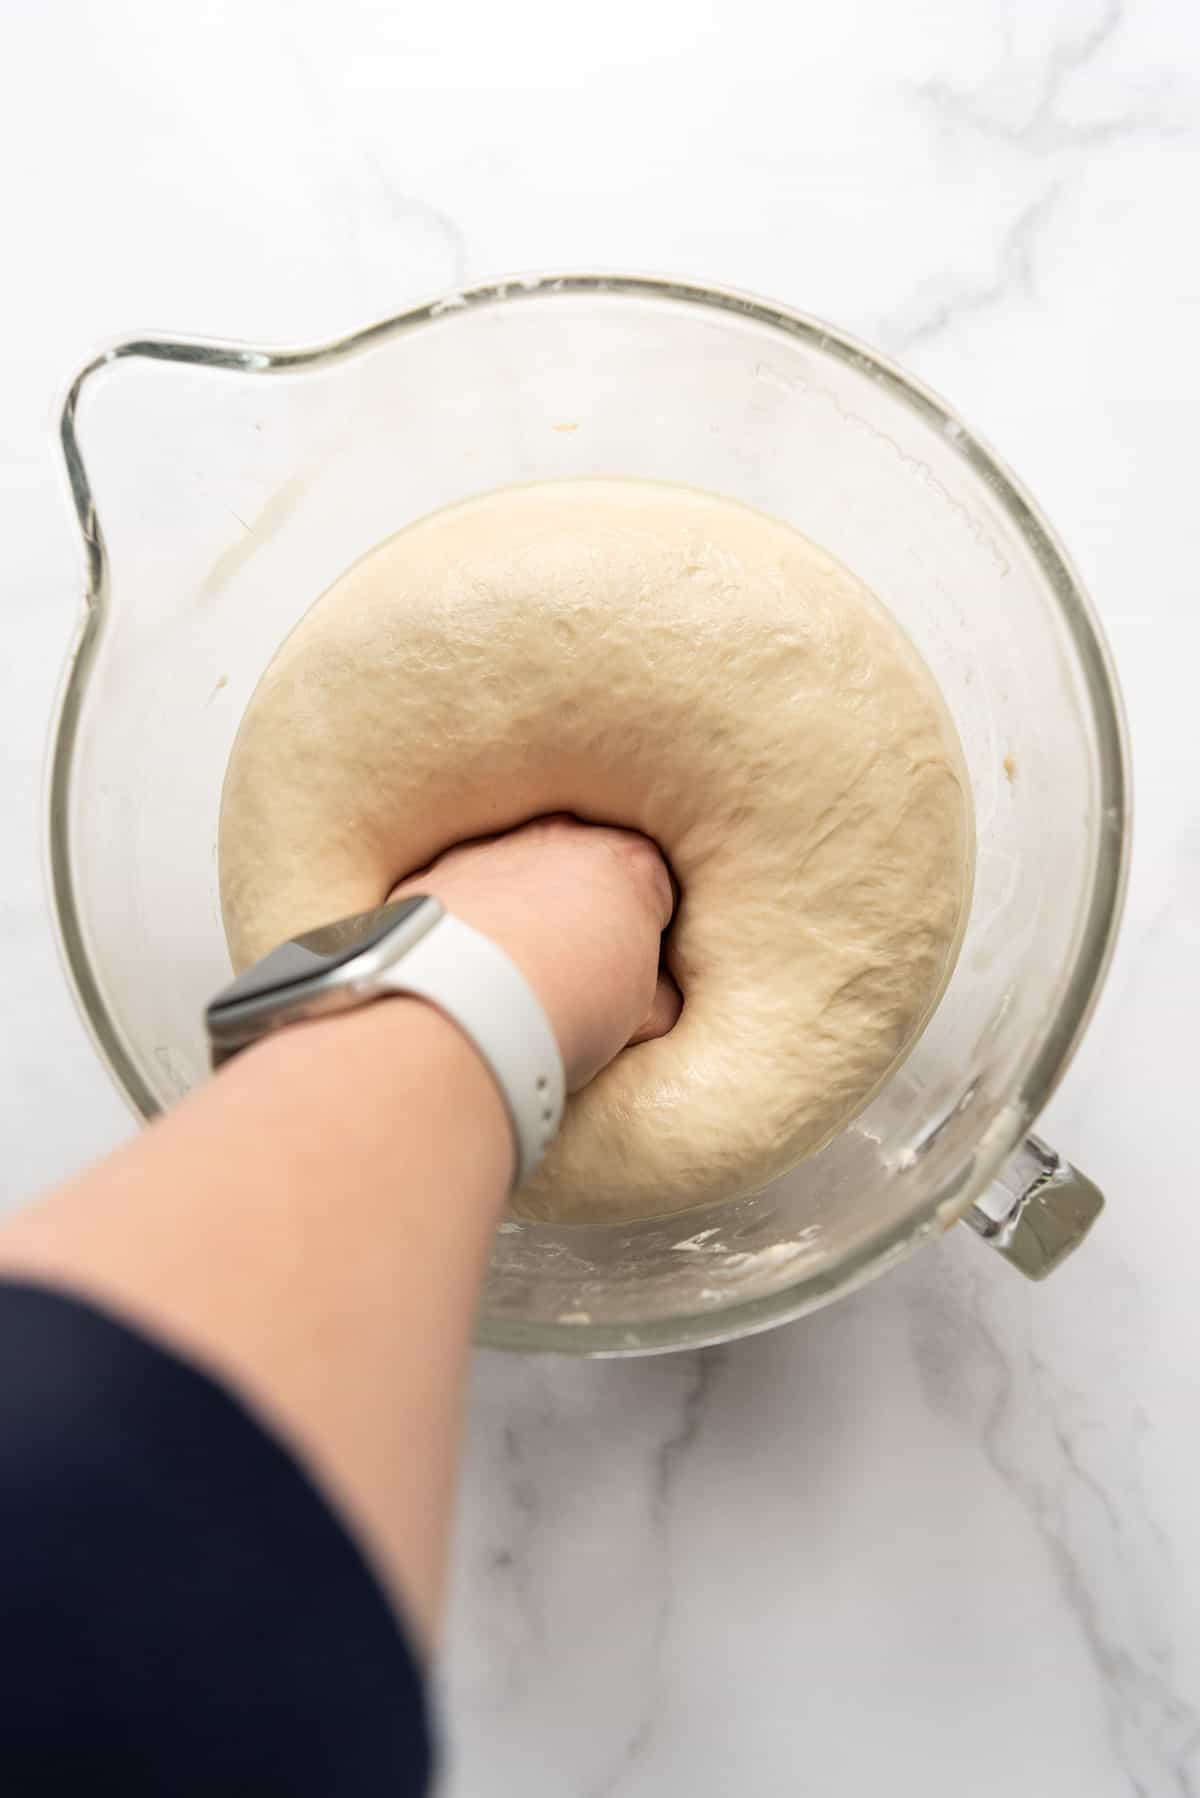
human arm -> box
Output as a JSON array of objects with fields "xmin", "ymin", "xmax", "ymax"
[{"xmin": 0, "ymin": 817, "xmax": 679, "ymax": 1646}]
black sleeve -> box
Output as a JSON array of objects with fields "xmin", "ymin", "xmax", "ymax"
[{"xmin": 0, "ymin": 1279, "xmax": 433, "ymax": 1796}]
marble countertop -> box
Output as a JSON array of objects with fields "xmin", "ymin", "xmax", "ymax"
[{"xmin": 2, "ymin": 0, "xmax": 1198, "ymax": 1791}]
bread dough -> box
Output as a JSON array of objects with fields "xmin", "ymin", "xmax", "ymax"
[{"xmin": 219, "ymin": 480, "xmax": 973, "ymax": 1223}]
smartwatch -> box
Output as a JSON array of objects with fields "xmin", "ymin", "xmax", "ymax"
[{"xmin": 205, "ymin": 896, "xmax": 565, "ymax": 1191}]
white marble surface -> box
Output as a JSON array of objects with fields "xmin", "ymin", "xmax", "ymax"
[{"xmin": 2, "ymin": 0, "xmax": 1198, "ymax": 1791}]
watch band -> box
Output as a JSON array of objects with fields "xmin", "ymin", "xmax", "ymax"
[{"xmin": 380, "ymin": 911, "xmax": 565, "ymax": 1192}]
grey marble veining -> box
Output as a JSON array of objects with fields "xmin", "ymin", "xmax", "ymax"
[
  {"xmin": 1, "ymin": 1, "xmax": 1198, "ymax": 1793},
  {"xmin": 911, "ymin": 1254, "xmax": 1200, "ymax": 1794}
]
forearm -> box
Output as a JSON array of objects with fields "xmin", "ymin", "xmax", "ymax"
[
  {"xmin": 0, "ymin": 816, "xmax": 676, "ymax": 1659},
  {"xmin": 0, "ymin": 998, "xmax": 511, "ymax": 1643}
]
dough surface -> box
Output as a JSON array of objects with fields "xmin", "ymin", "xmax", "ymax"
[{"xmin": 220, "ymin": 480, "xmax": 973, "ymax": 1223}]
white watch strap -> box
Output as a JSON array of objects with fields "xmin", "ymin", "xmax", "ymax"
[{"xmin": 379, "ymin": 911, "xmax": 565, "ymax": 1191}]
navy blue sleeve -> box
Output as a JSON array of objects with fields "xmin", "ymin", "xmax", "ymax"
[{"xmin": 0, "ymin": 1279, "xmax": 432, "ymax": 1796}]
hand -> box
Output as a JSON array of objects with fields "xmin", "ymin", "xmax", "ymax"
[{"xmin": 389, "ymin": 816, "xmax": 682, "ymax": 1090}]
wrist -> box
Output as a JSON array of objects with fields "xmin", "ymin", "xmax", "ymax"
[
  {"xmin": 244, "ymin": 995, "xmax": 514, "ymax": 1209},
  {"xmin": 386, "ymin": 882, "xmax": 579, "ymax": 1083}
]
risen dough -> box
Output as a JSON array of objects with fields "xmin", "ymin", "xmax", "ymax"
[{"xmin": 220, "ymin": 480, "xmax": 973, "ymax": 1223}]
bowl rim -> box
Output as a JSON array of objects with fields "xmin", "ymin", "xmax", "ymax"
[{"xmin": 47, "ymin": 269, "xmax": 1132, "ymax": 1355}]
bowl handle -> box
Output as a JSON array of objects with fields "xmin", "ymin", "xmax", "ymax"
[{"xmin": 964, "ymin": 1134, "xmax": 1104, "ymax": 1280}]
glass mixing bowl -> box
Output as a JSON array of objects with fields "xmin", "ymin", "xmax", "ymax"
[{"xmin": 50, "ymin": 273, "xmax": 1129, "ymax": 1353}]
